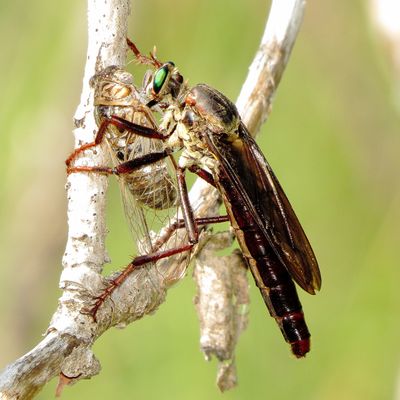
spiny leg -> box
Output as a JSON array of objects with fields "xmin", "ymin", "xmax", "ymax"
[
  {"xmin": 65, "ymin": 116, "xmax": 109, "ymax": 168},
  {"xmin": 90, "ymin": 164, "xmax": 228, "ymax": 319},
  {"xmin": 93, "ymin": 164, "xmax": 198, "ymax": 318},
  {"xmin": 152, "ymin": 215, "xmax": 229, "ymax": 251},
  {"xmin": 89, "ymin": 214, "xmax": 229, "ymax": 320},
  {"xmin": 66, "ymin": 115, "xmax": 167, "ymax": 174},
  {"xmin": 67, "ymin": 150, "xmax": 170, "ymax": 176}
]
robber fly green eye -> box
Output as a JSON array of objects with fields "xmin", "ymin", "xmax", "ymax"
[{"xmin": 153, "ymin": 62, "xmax": 175, "ymax": 95}]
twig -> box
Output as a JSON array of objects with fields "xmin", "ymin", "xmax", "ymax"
[
  {"xmin": 193, "ymin": 233, "xmax": 249, "ymax": 392},
  {"xmin": 0, "ymin": 0, "xmax": 306, "ymax": 398},
  {"xmin": 368, "ymin": 0, "xmax": 400, "ymax": 110}
]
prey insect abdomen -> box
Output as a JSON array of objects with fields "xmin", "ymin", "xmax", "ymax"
[{"xmin": 217, "ymin": 170, "xmax": 311, "ymax": 357}]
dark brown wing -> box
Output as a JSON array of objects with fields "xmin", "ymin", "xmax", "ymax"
[{"xmin": 205, "ymin": 123, "xmax": 321, "ymax": 294}]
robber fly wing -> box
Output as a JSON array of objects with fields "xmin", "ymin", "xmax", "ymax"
[{"xmin": 207, "ymin": 123, "xmax": 321, "ymax": 294}]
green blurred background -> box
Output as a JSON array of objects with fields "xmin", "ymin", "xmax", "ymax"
[{"xmin": 1, "ymin": 1, "xmax": 399, "ymax": 399}]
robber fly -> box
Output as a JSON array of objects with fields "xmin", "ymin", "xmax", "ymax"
[
  {"xmin": 115, "ymin": 40, "xmax": 322, "ymax": 357},
  {"xmin": 67, "ymin": 40, "xmax": 321, "ymax": 357}
]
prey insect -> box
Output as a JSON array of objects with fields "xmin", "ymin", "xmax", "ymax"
[
  {"xmin": 66, "ymin": 65, "xmax": 177, "ymax": 212},
  {"xmin": 65, "ymin": 60, "xmax": 185, "ymax": 316}
]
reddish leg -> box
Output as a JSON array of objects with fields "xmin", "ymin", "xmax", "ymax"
[
  {"xmin": 188, "ymin": 165, "xmax": 217, "ymax": 188},
  {"xmin": 85, "ymin": 146, "xmax": 230, "ymax": 319},
  {"xmin": 90, "ymin": 242, "xmax": 194, "ymax": 320},
  {"xmin": 65, "ymin": 117, "xmax": 109, "ymax": 168},
  {"xmin": 67, "ymin": 150, "xmax": 170, "ymax": 176},
  {"xmin": 66, "ymin": 115, "xmax": 168, "ymax": 174},
  {"xmin": 152, "ymin": 215, "xmax": 229, "ymax": 251},
  {"xmin": 90, "ymin": 214, "xmax": 230, "ymax": 320},
  {"xmin": 89, "ymin": 165, "xmax": 229, "ymax": 319}
]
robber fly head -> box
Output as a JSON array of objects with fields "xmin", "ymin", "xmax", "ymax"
[{"xmin": 143, "ymin": 62, "xmax": 185, "ymax": 108}]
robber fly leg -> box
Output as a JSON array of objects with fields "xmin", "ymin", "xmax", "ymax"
[
  {"xmin": 66, "ymin": 116, "xmax": 167, "ymax": 174},
  {"xmin": 67, "ymin": 150, "xmax": 172, "ymax": 176},
  {"xmin": 152, "ymin": 215, "xmax": 230, "ymax": 251},
  {"xmin": 188, "ymin": 165, "xmax": 217, "ymax": 188},
  {"xmin": 89, "ymin": 241, "xmax": 195, "ymax": 320},
  {"xmin": 65, "ymin": 117, "xmax": 110, "ymax": 169},
  {"xmin": 174, "ymin": 166, "xmax": 199, "ymax": 244},
  {"xmin": 114, "ymin": 150, "xmax": 171, "ymax": 174},
  {"xmin": 151, "ymin": 163, "xmax": 228, "ymax": 249}
]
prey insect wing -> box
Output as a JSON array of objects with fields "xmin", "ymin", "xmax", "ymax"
[{"xmin": 106, "ymin": 125, "xmax": 177, "ymax": 254}]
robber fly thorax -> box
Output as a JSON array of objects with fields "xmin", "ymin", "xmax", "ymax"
[
  {"xmin": 139, "ymin": 61, "xmax": 233, "ymax": 175},
  {"xmin": 90, "ymin": 65, "xmax": 177, "ymax": 210}
]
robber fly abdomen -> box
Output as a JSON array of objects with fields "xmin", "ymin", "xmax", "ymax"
[
  {"xmin": 217, "ymin": 166, "xmax": 310, "ymax": 356},
  {"xmin": 90, "ymin": 66, "xmax": 177, "ymax": 210}
]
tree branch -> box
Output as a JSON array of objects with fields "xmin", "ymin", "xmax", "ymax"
[
  {"xmin": 0, "ymin": 0, "xmax": 132, "ymax": 398},
  {"xmin": 192, "ymin": 0, "xmax": 306, "ymax": 389},
  {"xmin": 0, "ymin": 0, "xmax": 306, "ymax": 398}
]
